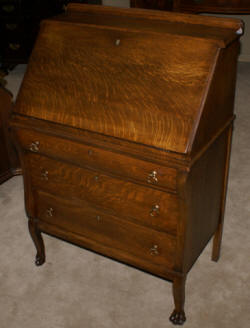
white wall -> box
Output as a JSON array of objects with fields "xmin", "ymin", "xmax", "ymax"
[
  {"xmin": 225, "ymin": 15, "xmax": 250, "ymax": 63},
  {"xmin": 202, "ymin": 13, "xmax": 250, "ymax": 62},
  {"xmin": 102, "ymin": 0, "xmax": 130, "ymax": 7}
]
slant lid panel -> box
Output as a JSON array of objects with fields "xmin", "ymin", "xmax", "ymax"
[{"xmin": 15, "ymin": 18, "xmax": 218, "ymax": 154}]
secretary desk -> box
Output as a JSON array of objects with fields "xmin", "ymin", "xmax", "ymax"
[{"xmin": 10, "ymin": 4, "xmax": 243, "ymax": 324}]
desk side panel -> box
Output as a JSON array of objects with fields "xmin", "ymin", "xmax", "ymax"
[
  {"xmin": 189, "ymin": 40, "xmax": 239, "ymax": 155},
  {"xmin": 179, "ymin": 128, "xmax": 230, "ymax": 273}
]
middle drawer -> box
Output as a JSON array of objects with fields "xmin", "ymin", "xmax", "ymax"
[{"xmin": 26, "ymin": 153, "xmax": 179, "ymax": 235}]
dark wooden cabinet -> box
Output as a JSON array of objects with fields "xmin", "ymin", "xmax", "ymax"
[
  {"xmin": 131, "ymin": 0, "xmax": 250, "ymax": 13},
  {"xmin": 10, "ymin": 4, "xmax": 243, "ymax": 325},
  {"xmin": 173, "ymin": 0, "xmax": 250, "ymax": 13},
  {"xmin": 0, "ymin": 0, "xmax": 66, "ymax": 69},
  {"xmin": 0, "ymin": 87, "xmax": 20, "ymax": 183},
  {"xmin": 131, "ymin": 0, "xmax": 173, "ymax": 10},
  {"xmin": 0, "ymin": 1, "xmax": 103, "ymax": 70}
]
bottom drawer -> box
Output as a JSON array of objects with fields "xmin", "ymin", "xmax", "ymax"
[{"xmin": 35, "ymin": 190, "xmax": 176, "ymax": 270}]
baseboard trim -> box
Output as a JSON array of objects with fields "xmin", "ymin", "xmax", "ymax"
[
  {"xmin": 0, "ymin": 167, "xmax": 22, "ymax": 184},
  {"xmin": 0, "ymin": 169, "xmax": 13, "ymax": 184},
  {"xmin": 239, "ymin": 54, "xmax": 250, "ymax": 62}
]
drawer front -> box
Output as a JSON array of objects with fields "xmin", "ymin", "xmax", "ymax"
[
  {"xmin": 26, "ymin": 153, "xmax": 178, "ymax": 235},
  {"xmin": 16, "ymin": 128, "xmax": 177, "ymax": 191},
  {"xmin": 36, "ymin": 190, "xmax": 176, "ymax": 269}
]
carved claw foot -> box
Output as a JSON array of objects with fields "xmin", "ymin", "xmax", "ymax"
[
  {"xmin": 169, "ymin": 310, "xmax": 186, "ymax": 325},
  {"xmin": 35, "ymin": 254, "xmax": 45, "ymax": 266}
]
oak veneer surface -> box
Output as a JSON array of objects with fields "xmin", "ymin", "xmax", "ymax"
[
  {"xmin": 14, "ymin": 4, "xmax": 242, "ymax": 154},
  {"xmin": 35, "ymin": 189, "xmax": 177, "ymax": 270},
  {"xmin": 11, "ymin": 4, "xmax": 243, "ymax": 325},
  {"xmin": 25, "ymin": 152, "xmax": 179, "ymax": 235},
  {"xmin": 15, "ymin": 127, "xmax": 178, "ymax": 191}
]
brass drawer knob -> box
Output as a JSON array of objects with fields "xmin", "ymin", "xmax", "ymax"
[
  {"xmin": 150, "ymin": 245, "xmax": 159, "ymax": 256},
  {"xmin": 29, "ymin": 141, "xmax": 39, "ymax": 152},
  {"xmin": 9, "ymin": 43, "xmax": 20, "ymax": 51},
  {"xmin": 2, "ymin": 4, "xmax": 15, "ymax": 13},
  {"xmin": 94, "ymin": 175, "xmax": 99, "ymax": 181},
  {"xmin": 41, "ymin": 169, "xmax": 48, "ymax": 180},
  {"xmin": 5, "ymin": 23, "xmax": 18, "ymax": 31},
  {"xmin": 115, "ymin": 39, "xmax": 121, "ymax": 46},
  {"xmin": 147, "ymin": 170, "xmax": 158, "ymax": 184},
  {"xmin": 46, "ymin": 208, "xmax": 54, "ymax": 217},
  {"xmin": 150, "ymin": 204, "xmax": 160, "ymax": 217}
]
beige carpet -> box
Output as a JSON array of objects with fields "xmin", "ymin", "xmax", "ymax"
[{"xmin": 1, "ymin": 62, "xmax": 250, "ymax": 328}]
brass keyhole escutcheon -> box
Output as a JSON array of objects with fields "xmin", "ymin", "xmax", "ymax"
[
  {"xmin": 150, "ymin": 204, "xmax": 160, "ymax": 217},
  {"xmin": 41, "ymin": 169, "xmax": 49, "ymax": 181}
]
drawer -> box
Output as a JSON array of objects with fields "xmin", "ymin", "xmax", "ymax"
[
  {"xmin": 35, "ymin": 190, "xmax": 176, "ymax": 269},
  {"xmin": 26, "ymin": 153, "xmax": 179, "ymax": 235},
  {"xmin": 15, "ymin": 128, "xmax": 177, "ymax": 191}
]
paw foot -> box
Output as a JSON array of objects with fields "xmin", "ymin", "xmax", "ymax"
[
  {"xmin": 35, "ymin": 255, "xmax": 45, "ymax": 266},
  {"xmin": 169, "ymin": 310, "xmax": 186, "ymax": 325}
]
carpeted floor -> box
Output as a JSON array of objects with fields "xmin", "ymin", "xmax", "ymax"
[{"xmin": 1, "ymin": 61, "xmax": 250, "ymax": 328}]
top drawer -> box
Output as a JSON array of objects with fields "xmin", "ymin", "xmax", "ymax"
[{"xmin": 15, "ymin": 128, "xmax": 177, "ymax": 191}]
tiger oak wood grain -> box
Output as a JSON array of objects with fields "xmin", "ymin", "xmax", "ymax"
[
  {"xmin": 36, "ymin": 190, "xmax": 176, "ymax": 270},
  {"xmin": 15, "ymin": 21, "xmax": 215, "ymax": 154},
  {"xmin": 15, "ymin": 127, "xmax": 177, "ymax": 191},
  {"xmin": 38, "ymin": 219, "xmax": 178, "ymax": 280},
  {"xmin": 25, "ymin": 153, "xmax": 179, "ymax": 235},
  {"xmin": 10, "ymin": 4, "xmax": 242, "ymax": 325},
  {"xmin": 14, "ymin": 5, "xmax": 243, "ymax": 155}
]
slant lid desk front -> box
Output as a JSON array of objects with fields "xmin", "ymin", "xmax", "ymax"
[{"xmin": 10, "ymin": 4, "xmax": 243, "ymax": 325}]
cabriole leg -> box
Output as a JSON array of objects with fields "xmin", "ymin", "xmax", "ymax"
[
  {"xmin": 28, "ymin": 218, "xmax": 45, "ymax": 266},
  {"xmin": 169, "ymin": 276, "xmax": 186, "ymax": 325}
]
